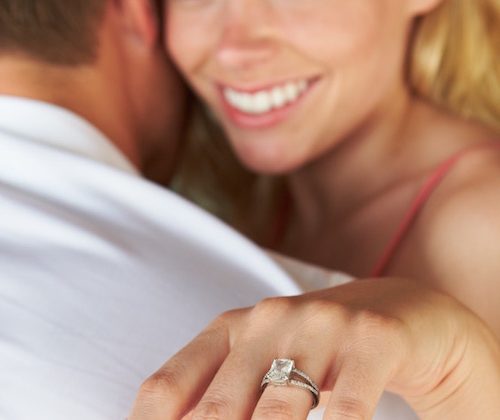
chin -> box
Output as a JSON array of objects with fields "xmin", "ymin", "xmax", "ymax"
[{"xmin": 234, "ymin": 143, "xmax": 304, "ymax": 176}]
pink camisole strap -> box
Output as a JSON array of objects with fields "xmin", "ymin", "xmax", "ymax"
[{"xmin": 370, "ymin": 142, "xmax": 500, "ymax": 277}]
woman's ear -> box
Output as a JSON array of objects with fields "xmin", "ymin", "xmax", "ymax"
[
  {"xmin": 406, "ymin": 0, "xmax": 445, "ymax": 16},
  {"xmin": 113, "ymin": 0, "xmax": 160, "ymax": 47}
]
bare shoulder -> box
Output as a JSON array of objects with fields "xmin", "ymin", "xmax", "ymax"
[
  {"xmin": 423, "ymin": 142, "xmax": 500, "ymax": 245},
  {"xmin": 409, "ymin": 143, "xmax": 500, "ymax": 336}
]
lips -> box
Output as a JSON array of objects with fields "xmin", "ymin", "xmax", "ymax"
[
  {"xmin": 223, "ymin": 79, "xmax": 309, "ymax": 114},
  {"xmin": 218, "ymin": 77, "xmax": 318, "ymax": 129}
]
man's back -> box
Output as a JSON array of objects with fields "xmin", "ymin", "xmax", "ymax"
[{"xmin": 0, "ymin": 97, "xmax": 300, "ymax": 419}]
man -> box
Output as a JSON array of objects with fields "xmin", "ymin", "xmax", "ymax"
[{"xmin": 0, "ymin": 1, "xmax": 300, "ymax": 418}]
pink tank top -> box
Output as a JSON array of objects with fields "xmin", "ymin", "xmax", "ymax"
[
  {"xmin": 371, "ymin": 142, "xmax": 500, "ymax": 276},
  {"xmin": 274, "ymin": 142, "xmax": 500, "ymax": 277}
]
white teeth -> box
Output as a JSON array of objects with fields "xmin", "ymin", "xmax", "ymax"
[
  {"xmin": 254, "ymin": 91, "xmax": 272, "ymax": 113},
  {"xmin": 284, "ymin": 83, "xmax": 299, "ymax": 102},
  {"xmin": 271, "ymin": 87, "xmax": 286, "ymax": 108},
  {"xmin": 240, "ymin": 93, "xmax": 252, "ymax": 110},
  {"xmin": 223, "ymin": 79, "xmax": 310, "ymax": 115}
]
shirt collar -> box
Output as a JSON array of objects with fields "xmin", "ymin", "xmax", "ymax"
[{"xmin": 0, "ymin": 95, "xmax": 139, "ymax": 175}]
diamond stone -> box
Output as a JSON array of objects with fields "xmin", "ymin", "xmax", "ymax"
[{"xmin": 267, "ymin": 359, "xmax": 294, "ymax": 384}]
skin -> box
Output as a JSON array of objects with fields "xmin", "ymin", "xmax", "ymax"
[
  {"xmin": 130, "ymin": 0, "xmax": 500, "ymax": 418},
  {"xmin": 0, "ymin": 0, "xmax": 187, "ymax": 184},
  {"xmin": 166, "ymin": 0, "xmax": 418, "ymax": 174},
  {"xmin": 130, "ymin": 278, "xmax": 500, "ymax": 419},
  {"xmin": 164, "ymin": 0, "xmax": 500, "ymax": 331}
]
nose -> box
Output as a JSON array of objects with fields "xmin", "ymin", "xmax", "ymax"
[{"xmin": 215, "ymin": 0, "xmax": 280, "ymax": 71}]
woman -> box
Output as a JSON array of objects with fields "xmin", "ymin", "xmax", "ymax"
[{"xmin": 131, "ymin": 0, "xmax": 500, "ymax": 418}]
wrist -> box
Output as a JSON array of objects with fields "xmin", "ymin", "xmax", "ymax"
[{"xmin": 410, "ymin": 313, "xmax": 500, "ymax": 419}]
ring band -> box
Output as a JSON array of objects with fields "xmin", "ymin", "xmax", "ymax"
[{"xmin": 261, "ymin": 359, "xmax": 320, "ymax": 409}]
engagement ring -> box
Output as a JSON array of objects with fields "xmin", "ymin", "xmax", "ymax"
[{"xmin": 261, "ymin": 359, "xmax": 320, "ymax": 409}]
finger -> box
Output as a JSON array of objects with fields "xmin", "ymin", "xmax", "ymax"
[
  {"xmin": 252, "ymin": 362, "xmax": 323, "ymax": 420},
  {"xmin": 324, "ymin": 352, "xmax": 392, "ymax": 420},
  {"xmin": 181, "ymin": 410, "xmax": 194, "ymax": 420},
  {"xmin": 190, "ymin": 341, "xmax": 272, "ymax": 419},
  {"xmin": 254, "ymin": 385, "xmax": 313, "ymax": 420},
  {"xmin": 129, "ymin": 310, "xmax": 246, "ymax": 420}
]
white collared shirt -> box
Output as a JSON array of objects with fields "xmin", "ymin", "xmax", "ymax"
[{"xmin": 0, "ymin": 96, "xmax": 301, "ymax": 419}]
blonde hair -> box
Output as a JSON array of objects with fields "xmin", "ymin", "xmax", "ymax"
[
  {"xmin": 173, "ymin": 0, "xmax": 500, "ymax": 239},
  {"xmin": 411, "ymin": 0, "xmax": 500, "ymax": 131}
]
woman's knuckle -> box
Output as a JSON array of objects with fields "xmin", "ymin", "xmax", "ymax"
[
  {"xmin": 192, "ymin": 393, "xmax": 231, "ymax": 419},
  {"xmin": 326, "ymin": 397, "xmax": 370, "ymax": 420},
  {"xmin": 253, "ymin": 296, "xmax": 293, "ymax": 318},
  {"xmin": 138, "ymin": 367, "xmax": 181, "ymax": 402},
  {"xmin": 213, "ymin": 309, "xmax": 237, "ymax": 326},
  {"xmin": 254, "ymin": 397, "xmax": 295, "ymax": 419}
]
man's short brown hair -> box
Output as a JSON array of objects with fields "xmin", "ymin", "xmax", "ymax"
[{"xmin": 0, "ymin": 1, "xmax": 107, "ymax": 65}]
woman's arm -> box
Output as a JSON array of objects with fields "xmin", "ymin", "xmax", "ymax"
[
  {"xmin": 394, "ymin": 154, "xmax": 500, "ymax": 339},
  {"xmin": 129, "ymin": 277, "xmax": 500, "ymax": 419},
  {"xmin": 412, "ymin": 314, "xmax": 500, "ymax": 419}
]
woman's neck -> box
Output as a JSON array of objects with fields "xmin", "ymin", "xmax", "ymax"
[{"xmin": 288, "ymin": 91, "xmax": 417, "ymax": 228}]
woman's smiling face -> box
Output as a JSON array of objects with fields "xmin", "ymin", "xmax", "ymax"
[{"xmin": 167, "ymin": 0, "xmax": 437, "ymax": 174}]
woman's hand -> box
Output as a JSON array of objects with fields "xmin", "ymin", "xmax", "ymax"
[{"xmin": 129, "ymin": 277, "xmax": 500, "ymax": 419}]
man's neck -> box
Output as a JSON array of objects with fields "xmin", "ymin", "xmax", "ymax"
[{"xmin": 0, "ymin": 56, "xmax": 141, "ymax": 169}]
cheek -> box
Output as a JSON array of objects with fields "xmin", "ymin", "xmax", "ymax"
[
  {"xmin": 293, "ymin": 1, "xmax": 409, "ymax": 127},
  {"xmin": 284, "ymin": 1, "xmax": 406, "ymax": 75},
  {"xmin": 166, "ymin": 19, "xmax": 191, "ymax": 75},
  {"xmin": 166, "ymin": 9, "xmax": 215, "ymax": 83}
]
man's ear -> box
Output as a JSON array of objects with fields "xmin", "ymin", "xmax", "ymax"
[
  {"xmin": 113, "ymin": 0, "xmax": 160, "ymax": 47},
  {"xmin": 406, "ymin": 0, "xmax": 445, "ymax": 16}
]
